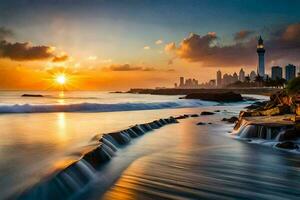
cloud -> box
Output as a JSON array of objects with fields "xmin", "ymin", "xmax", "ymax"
[
  {"xmin": 168, "ymin": 59, "xmax": 173, "ymax": 65},
  {"xmin": 0, "ymin": 27, "xmax": 13, "ymax": 40},
  {"xmin": 155, "ymin": 40, "xmax": 163, "ymax": 45},
  {"xmin": 52, "ymin": 54, "xmax": 68, "ymax": 62},
  {"xmin": 87, "ymin": 55, "xmax": 97, "ymax": 60},
  {"xmin": 164, "ymin": 42, "xmax": 176, "ymax": 51},
  {"xmin": 165, "ymin": 23, "xmax": 300, "ymax": 67},
  {"xmin": 104, "ymin": 64, "xmax": 173, "ymax": 72},
  {"xmin": 281, "ymin": 23, "xmax": 300, "ymax": 43},
  {"xmin": 0, "ymin": 40, "xmax": 57, "ymax": 61},
  {"xmin": 143, "ymin": 46, "xmax": 150, "ymax": 50},
  {"xmin": 106, "ymin": 64, "xmax": 151, "ymax": 71},
  {"xmin": 234, "ymin": 30, "xmax": 254, "ymax": 41}
]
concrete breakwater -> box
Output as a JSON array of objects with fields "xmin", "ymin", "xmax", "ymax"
[{"xmin": 16, "ymin": 116, "xmax": 181, "ymax": 200}]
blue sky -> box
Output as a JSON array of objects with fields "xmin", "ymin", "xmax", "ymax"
[{"xmin": 0, "ymin": 0, "xmax": 300, "ymax": 89}]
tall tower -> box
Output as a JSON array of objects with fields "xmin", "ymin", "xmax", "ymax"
[
  {"xmin": 257, "ymin": 36, "xmax": 265, "ymax": 77},
  {"xmin": 216, "ymin": 70, "xmax": 222, "ymax": 87}
]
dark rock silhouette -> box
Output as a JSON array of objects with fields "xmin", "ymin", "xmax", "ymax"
[
  {"xmin": 222, "ymin": 116, "xmax": 238, "ymax": 123},
  {"xmin": 201, "ymin": 111, "xmax": 215, "ymax": 115},
  {"xmin": 276, "ymin": 141, "xmax": 299, "ymax": 150},
  {"xmin": 22, "ymin": 94, "xmax": 44, "ymax": 97},
  {"xmin": 185, "ymin": 92, "xmax": 243, "ymax": 102}
]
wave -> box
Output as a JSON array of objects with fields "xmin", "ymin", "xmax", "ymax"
[
  {"xmin": 15, "ymin": 116, "xmax": 183, "ymax": 200},
  {"xmin": 0, "ymin": 100, "xmax": 214, "ymax": 113}
]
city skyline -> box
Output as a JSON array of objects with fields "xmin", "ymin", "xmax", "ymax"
[
  {"xmin": 1, "ymin": 0, "xmax": 300, "ymax": 90},
  {"xmin": 182, "ymin": 36, "xmax": 299, "ymax": 88}
]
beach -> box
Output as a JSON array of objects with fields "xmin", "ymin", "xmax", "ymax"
[{"xmin": 1, "ymin": 91, "xmax": 300, "ymax": 199}]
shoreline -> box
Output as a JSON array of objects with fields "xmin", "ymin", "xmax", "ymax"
[
  {"xmin": 231, "ymin": 90, "xmax": 300, "ymax": 152},
  {"xmin": 6, "ymin": 92, "xmax": 300, "ymax": 199},
  {"xmin": 127, "ymin": 88, "xmax": 281, "ymax": 96}
]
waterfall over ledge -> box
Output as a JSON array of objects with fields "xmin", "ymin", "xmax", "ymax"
[{"xmin": 16, "ymin": 116, "xmax": 181, "ymax": 200}]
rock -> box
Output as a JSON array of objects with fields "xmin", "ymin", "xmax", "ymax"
[
  {"xmin": 190, "ymin": 114, "xmax": 199, "ymax": 117},
  {"xmin": 175, "ymin": 115, "xmax": 189, "ymax": 119},
  {"xmin": 214, "ymin": 110, "xmax": 220, "ymax": 112},
  {"xmin": 197, "ymin": 122, "xmax": 206, "ymax": 125},
  {"xmin": 222, "ymin": 116, "xmax": 238, "ymax": 123},
  {"xmin": 296, "ymin": 104, "xmax": 300, "ymax": 116},
  {"xmin": 185, "ymin": 92, "xmax": 243, "ymax": 102},
  {"xmin": 239, "ymin": 110, "xmax": 261, "ymax": 117},
  {"xmin": 276, "ymin": 141, "xmax": 299, "ymax": 150},
  {"xmin": 208, "ymin": 122, "xmax": 213, "ymax": 124},
  {"xmin": 22, "ymin": 94, "xmax": 44, "ymax": 97},
  {"xmin": 259, "ymin": 106, "xmax": 281, "ymax": 116},
  {"xmin": 245, "ymin": 101, "xmax": 268, "ymax": 110},
  {"xmin": 260, "ymin": 105, "xmax": 291, "ymax": 116},
  {"xmin": 201, "ymin": 111, "xmax": 215, "ymax": 115},
  {"xmin": 278, "ymin": 129, "xmax": 300, "ymax": 141}
]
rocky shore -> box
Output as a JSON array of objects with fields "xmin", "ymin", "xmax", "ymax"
[
  {"xmin": 128, "ymin": 88, "xmax": 280, "ymax": 96},
  {"xmin": 232, "ymin": 90, "xmax": 300, "ymax": 151},
  {"xmin": 184, "ymin": 92, "xmax": 243, "ymax": 102}
]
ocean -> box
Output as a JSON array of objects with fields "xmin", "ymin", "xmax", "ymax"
[{"xmin": 0, "ymin": 91, "xmax": 299, "ymax": 200}]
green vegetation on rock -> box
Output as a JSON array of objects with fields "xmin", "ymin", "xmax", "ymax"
[{"xmin": 286, "ymin": 77, "xmax": 300, "ymax": 94}]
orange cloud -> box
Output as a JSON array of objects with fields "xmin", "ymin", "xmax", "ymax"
[{"xmin": 52, "ymin": 54, "xmax": 68, "ymax": 62}]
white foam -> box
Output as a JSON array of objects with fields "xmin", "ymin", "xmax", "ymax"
[{"xmin": 0, "ymin": 100, "xmax": 214, "ymax": 113}]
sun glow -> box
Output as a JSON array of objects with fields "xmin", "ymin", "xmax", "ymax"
[{"xmin": 56, "ymin": 74, "xmax": 67, "ymax": 85}]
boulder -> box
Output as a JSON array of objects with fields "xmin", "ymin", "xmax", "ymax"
[
  {"xmin": 245, "ymin": 101, "xmax": 268, "ymax": 110},
  {"xmin": 296, "ymin": 104, "xmax": 300, "ymax": 116},
  {"xmin": 190, "ymin": 114, "xmax": 199, "ymax": 117},
  {"xmin": 276, "ymin": 141, "xmax": 299, "ymax": 150},
  {"xmin": 22, "ymin": 94, "xmax": 44, "ymax": 97},
  {"xmin": 260, "ymin": 105, "xmax": 291, "ymax": 116},
  {"xmin": 185, "ymin": 92, "xmax": 243, "ymax": 102},
  {"xmin": 239, "ymin": 110, "xmax": 261, "ymax": 118},
  {"xmin": 197, "ymin": 122, "xmax": 206, "ymax": 125},
  {"xmin": 175, "ymin": 115, "xmax": 189, "ymax": 119},
  {"xmin": 222, "ymin": 116, "xmax": 238, "ymax": 123},
  {"xmin": 201, "ymin": 111, "xmax": 215, "ymax": 115},
  {"xmin": 278, "ymin": 129, "xmax": 300, "ymax": 141}
]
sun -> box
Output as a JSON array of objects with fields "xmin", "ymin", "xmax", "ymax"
[{"xmin": 55, "ymin": 74, "xmax": 67, "ymax": 85}]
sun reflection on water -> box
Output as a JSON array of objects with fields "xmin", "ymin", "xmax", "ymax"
[
  {"xmin": 57, "ymin": 112, "xmax": 67, "ymax": 141},
  {"xmin": 58, "ymin": 91, "xmax": 65, "ymax": 104}
]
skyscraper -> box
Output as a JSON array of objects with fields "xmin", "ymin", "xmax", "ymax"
[
  {"xmin": 216, "ymin": 70, "xmax": 222, "ymax": 87},
  {"xmin": 285, "ymin": 64, "xmax": 296, "ymax": 81},
  {"xmin": 257, "ymin": 36, "xmax": 265, "ymax": 77},
  {"xmin": 271, "ymin": 66, "xmax": 282, "ymax": 80},
  {"xmin": 179, "ymin": 77, "xmax": 184, "ymax": 87},
  {"xmin": 239, "ymin": 68, "xmax": 245, "ymax": 82}
]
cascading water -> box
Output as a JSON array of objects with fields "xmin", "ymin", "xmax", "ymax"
[{"xmin": 16, "ymin": 116, "xmax": 179, "ymax": 200}]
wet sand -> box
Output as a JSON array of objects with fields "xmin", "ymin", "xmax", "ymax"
[{"xmin": 100, "ymin": 118, "xmax": 300, "ymax": 200}]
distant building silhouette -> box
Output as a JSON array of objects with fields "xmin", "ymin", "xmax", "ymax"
[
  {"xmin": 271, "ymin": 66, "xmax": 282, "ymax": 80},
  {"xmin": 179, "ymin": 77, "xmax": 184, "ymax": 87},
  {"xmin": 175, "ymin": 77, "xmax": 200, "ymax": 88},
  {"xmin": 285, "ymin": 64, "xmax": 296, "ymax": 81},
  {"xmin": 233, "ymin": 72, "xmax": 238, "ymax": 83},
  {"xmin": 216, "ymin": 70, "xmax": 222, "ymax": 87},
  {"xmin": 257, "ymin": 36, "xmax": 265, "ymax": 77},
  {"xmin": 239, "ymin": 68, "xmax": 245, "ymax": 82},
  {"xmin": 250, "ymin": 70, "xmax": 256, "ymax": 82}
]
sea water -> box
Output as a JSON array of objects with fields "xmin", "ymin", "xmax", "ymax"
[{"xmin": 0, "ymin": 91, "xmax": 299, "ymax": 200}]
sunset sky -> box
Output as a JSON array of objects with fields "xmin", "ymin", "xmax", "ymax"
[{"xmin": 0, "ymin": 0, "xmax": 300, "ymax": 90}]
